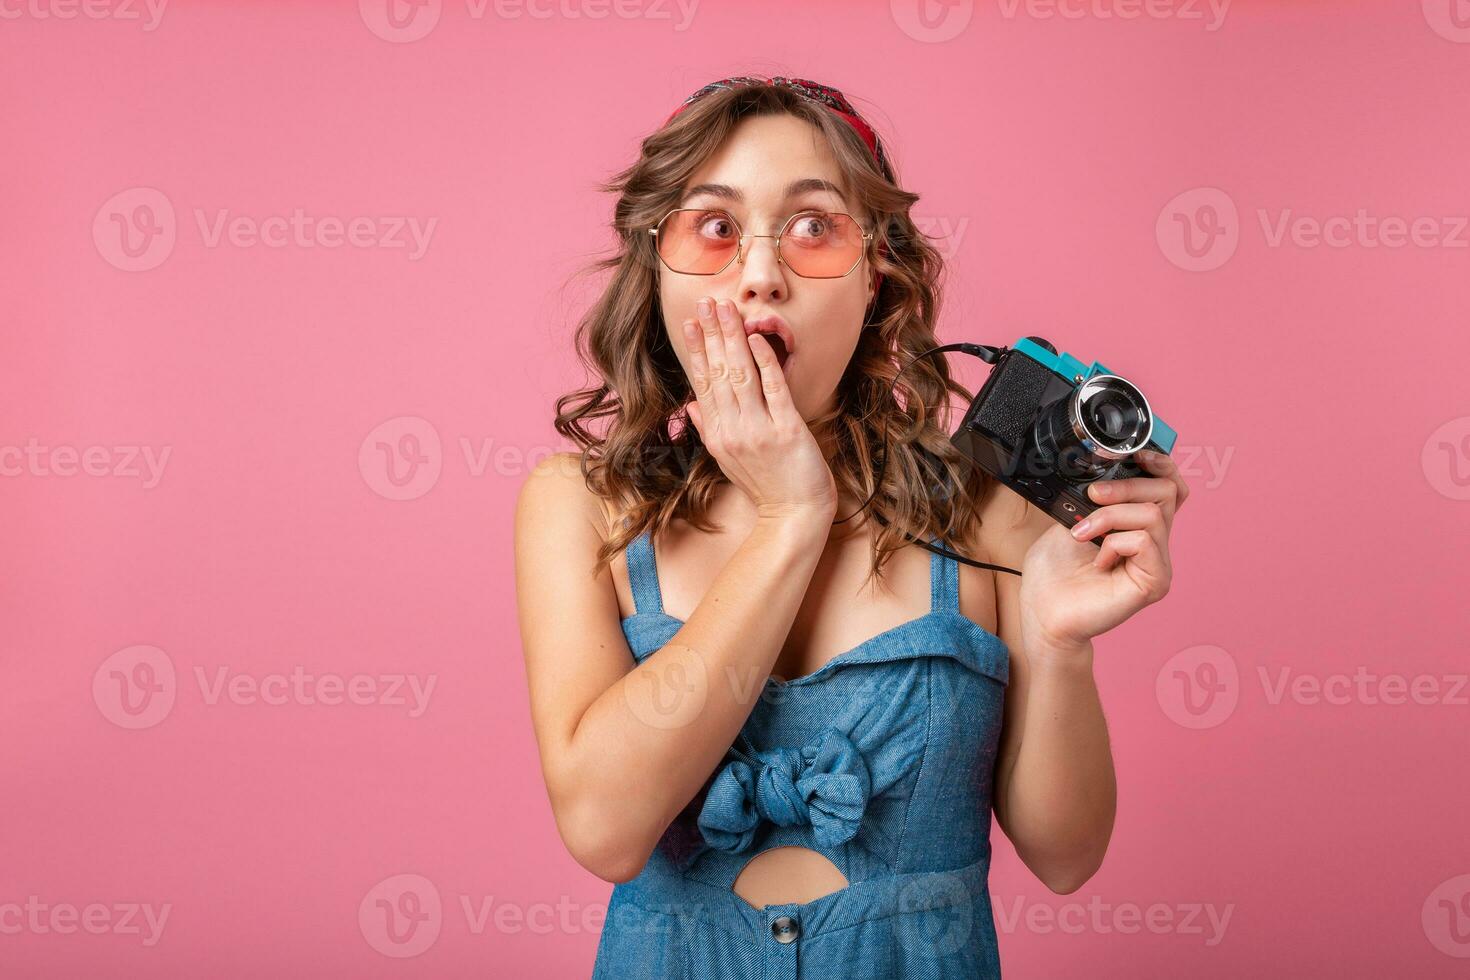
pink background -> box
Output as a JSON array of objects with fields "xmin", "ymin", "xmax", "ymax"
[{"xmin": 5, "ymin": 1, "xmax": 1470, "ymax": 976}]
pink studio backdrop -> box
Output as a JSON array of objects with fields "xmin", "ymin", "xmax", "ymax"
[{"xmin": 4, "ymin": 2, "xmax": 1469, "ymax": 977}]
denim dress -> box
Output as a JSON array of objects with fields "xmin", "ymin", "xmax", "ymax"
[{"xmin": 590, "ymin": 525, "xmax": 1011, "ymax": 979}]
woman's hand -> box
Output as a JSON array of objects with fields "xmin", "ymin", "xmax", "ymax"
[
  {"xmin": 1017, "ymin": 450, "xmax": 1189, "ymax": 653},
  {"xmin": 680, "ymin": 296, "xmax": 838, "ymax": 522}
]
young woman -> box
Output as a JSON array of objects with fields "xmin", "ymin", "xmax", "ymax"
[{"xmin": 515, "ymin": 76, "xmax": 1187, "ymax": 978}]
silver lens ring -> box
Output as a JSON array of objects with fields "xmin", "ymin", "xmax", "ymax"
[{"xmin": 1068, "ymin": 375, "xmax": 1154, "ymax": 460}]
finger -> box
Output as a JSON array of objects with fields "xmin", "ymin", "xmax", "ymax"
[
  {"xmin": 1136, "ymin": 449, "xmax": 1190, "ymax": 512},
  {"xmin": 695, "ymin": 296, "xmax": 739, "ymax": 421},
  {"xmin": 747, "ymin": 332, "xmax": 801, "ymax": 426},
  {"xmin": 1073, "ymin": 502, "xmax": 1167, "ymax": 555},
  {"xmin": 681, "ymin": 316, "xmax": 717, "ymax": 420},
  {"xmin": 1088, "ymin": 473, "xmax": 1181, "ymax": 527},
  {"xmin": 715, "ymin": 299, "xmax": 765, "ymax": 416},
  {"xmin": 1093, "ymin": 529, "xmax": 1171, "ymax": 600}
]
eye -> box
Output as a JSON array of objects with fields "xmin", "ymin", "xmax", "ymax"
[
  {"xmin": 787, "ymin": 211, "xmax": 834, "ymax": 242},
  {"xmin": 695, "ymin": 211, "xmax": 738, "ymax": 241}
]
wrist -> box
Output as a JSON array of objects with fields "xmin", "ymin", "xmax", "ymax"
[
  {"xmin": 752, "ymin": 510, "xmax": 833, "ymax": 547},
  {"xmin": 1024, "ymin": 631, "xmax": 1096, "ymax": 670}
]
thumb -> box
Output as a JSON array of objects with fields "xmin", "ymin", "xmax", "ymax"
[{"xmin": 686, "ymin": 401, "xmax": 702, "ymax": 435}]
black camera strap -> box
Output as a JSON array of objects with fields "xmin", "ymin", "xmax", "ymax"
[{"xmin": 834, "ymin": 342, "xmax": 1024, "ymax": 577}]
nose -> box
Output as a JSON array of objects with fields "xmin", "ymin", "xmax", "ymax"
[{"xmin": 736, "ymin": 235, "xmax": 786, "ymax": 305}]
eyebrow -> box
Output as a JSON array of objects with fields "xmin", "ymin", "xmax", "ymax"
[{"xmin": 681, "ymin": 177, "xmax": 847, "ymax": 204}]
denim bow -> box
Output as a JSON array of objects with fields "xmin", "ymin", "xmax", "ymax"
[{"xmin": 697, "ymin": 727, "xmax": 872, "ymax": 853}]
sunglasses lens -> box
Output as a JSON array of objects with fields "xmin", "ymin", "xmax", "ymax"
[
  {"xmin": 654, "ymin": 209, "xmax": 867, "ymax": 278},
  {"xmin": 781, "ymin": 211, "xmax": 865, "ymax": 278},
  {"xmin": 656, "ymin": 209, "xmax": 739, "ymax": 274}
]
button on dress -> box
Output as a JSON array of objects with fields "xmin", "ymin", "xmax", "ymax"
[{"xmin": 590, "ymin": 525, "xmax": 1011, "ymax": 979}]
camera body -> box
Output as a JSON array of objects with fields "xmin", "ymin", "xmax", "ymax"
[{"xmin": 950, "ymin": 337, "xmax": 1178, "ymax": 541}]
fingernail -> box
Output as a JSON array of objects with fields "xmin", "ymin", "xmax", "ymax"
[
  {"xmin": 697, "ymin": 298, "xmax": 712, "ymax": 317},
  {"xmin": 1090, "ymin": 482, "xmax": 1109, "ymax": 499},
  {"xmin": 1072, "ymin": 520, "xmax": 1092, "ymax": 538}
]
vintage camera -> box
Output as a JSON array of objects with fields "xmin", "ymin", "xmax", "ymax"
[{"xmin": 950, "ymin": 337, "xmax": 1178, "ymax": 542}]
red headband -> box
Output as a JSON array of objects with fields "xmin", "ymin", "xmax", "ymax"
[
  {"xmin": 664, "ymin": 75, "xmax": 890, "ymax": 300},
  {"xmin": 665, "ymin": 75, "xmax": 889, "ymax": 174}
]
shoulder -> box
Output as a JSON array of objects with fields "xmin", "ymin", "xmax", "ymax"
[
  {"xmin": 976, "ymin": 478, "xmax": 1056, "ymax": 569},
  {"xmin": 515, "ymin": 451, "xmax": 612, "ymax": 546},
  {"xmin": 955, "ymin": 478, "xmax": 1055, "ymax": 625}
]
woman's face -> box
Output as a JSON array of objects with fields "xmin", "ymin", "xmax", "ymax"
[{"xmin": 657, "ymin": 112, "xmax": 875, "ymax": 423}]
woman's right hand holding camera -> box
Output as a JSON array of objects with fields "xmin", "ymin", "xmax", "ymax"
[{"xmin": 681, "ymin": 297, "xmax": 837, "ymax": 525}]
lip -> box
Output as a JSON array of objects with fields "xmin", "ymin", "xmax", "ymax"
[{"xmin": 741, "ymin": 314, "xmax": 796, "ymax": 359}]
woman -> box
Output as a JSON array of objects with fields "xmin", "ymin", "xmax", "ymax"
[{"xmin": 515, "ymin": 76, "xmax": 1187, "ymax": 978}]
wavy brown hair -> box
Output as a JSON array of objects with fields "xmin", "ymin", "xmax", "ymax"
[{"xmin": 554, "ymin": 79, "xmax": 1000, "ymax": 587}]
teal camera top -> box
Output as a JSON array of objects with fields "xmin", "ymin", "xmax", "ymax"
[{"xmin": 1011, "ymin": 337, "xmax": 1178, "ymax": 454}]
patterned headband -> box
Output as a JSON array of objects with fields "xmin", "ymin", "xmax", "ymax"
[{"xmin": 665, "ymin": 75, "xmax": 892, "ymax": 179}]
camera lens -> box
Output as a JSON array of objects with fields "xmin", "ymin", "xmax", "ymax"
[
  {"xmin": 1075, "ymin": 376, "xmax": 1152, "ymax": 455},
  {"xmin": 1030, "ymin": 374, "xmax": 1153, "ymax": 481}
]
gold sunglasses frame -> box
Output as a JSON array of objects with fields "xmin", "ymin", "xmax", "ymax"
[{"xmin": 647, "ymin": 208, "xmax": 874, "ymax": 279}]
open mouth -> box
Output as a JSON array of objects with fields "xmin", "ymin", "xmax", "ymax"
[{"xmin": 760, "ymin": 331, "xmax": 790, "ymax": 369}]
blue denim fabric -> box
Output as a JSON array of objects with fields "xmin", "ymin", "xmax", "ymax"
[{"xmin": 591, "ymin": 526, "xmax": 1010, "ymax": 979}]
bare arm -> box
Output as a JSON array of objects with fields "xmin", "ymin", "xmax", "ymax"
[
  {"xmin": 516, "ymin": 453, "xmax": 831, "ymax": 883},
  {"xmin": 987, "ymin": 447, "xmax": 1187, "ymax": 893},
  {"xmin": 987, "ymin": 491, "xmax": 1117, "ymax": 894}
]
